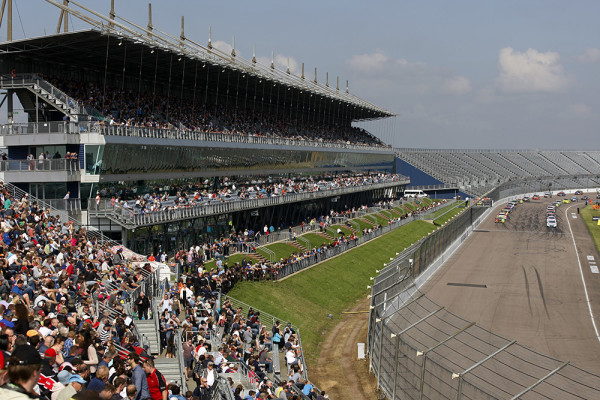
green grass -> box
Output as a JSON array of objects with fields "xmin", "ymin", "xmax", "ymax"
[
  {"xmin": 581, "ymin": 205, "xmax": 600, "ymax": 252},
  {"xmin": 434, "ymin": 203, "xmax": 466, "ymax": 225},
  {"xmin": 426, "ymin": 201, "xmax": 463, "ymax": 220},
  {"xmin": 302, "ymin": 233, "xmax": 333, "ymax": 248},
  {"xmin": 404, "ymin": 202, "xmax": 418, "ymax": 211},
  {"xmin": 326, "ymin": 225, "xmax": 354, "ymax": 237},
  {"xmin": 227, "ymin": 220, "xmax": 438, "ymax": 365},
  {"xmin": 393, "ymin": 206, "xmax": 410, "ymax": 216},
  {"xmin": 371, "ymin": 213, "xmax": 390, "ymax": 225},
  {"xmin": 203, "ymin": 253, "xmax": 259, "ymax": 270},
  {"xmin": 256, "ymin": 242, "xmax": 300, "ymax": 261},
  {"xmin": 379, "ymin": 209, "xmax": 395, "ymax": 219},
  {"xmin": 352, "ymin": 218, "xmax": 374, "ymax": 234}
]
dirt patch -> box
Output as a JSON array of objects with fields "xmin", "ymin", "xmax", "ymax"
[{"xmin": 310, "ymin": 297, "xmax": 378, "ymax": 400}]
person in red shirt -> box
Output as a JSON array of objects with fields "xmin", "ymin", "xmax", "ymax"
[
  {"xmin": 143, "ymin": 359, "xmax": 167, "ymax": 400},
  {"xmin": 147, "ymin": 254, "xmax": 156, "ymax": 262}
]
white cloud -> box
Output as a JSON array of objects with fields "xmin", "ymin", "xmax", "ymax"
[
  {"xmin": 576, "ymin": 48, "xmax": 600, "ymax": 64},
  {"xmin": 212, "ymin": 40, "xmax": 235, "ymax": 56},
  {"xmin": 496, "ymin": 47, "xmax": 570, "ymax": 93},
  {"xmin": 348, "ymin": 50, "xmax": 389, "ymax": 72},
  {"xmin": 442, "ymin": 76, "xmax": 472, "ymax": 95},
  {"xmin": 346, "ymin": 50, "xmax": 467, "ymax": 97},
  {"xmin": 568, "ymin": 103, "xmax": 592, "ymax": 117},
  {"xmin": 255, "ymin": 54, "xmax": 300, "ymax": 75}
]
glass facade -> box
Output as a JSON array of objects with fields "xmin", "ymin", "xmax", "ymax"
[
  {"xmin": 85, "ymin": 145, "xmax": 104, "ymax": 175},
  {"xmin": 94, "ymin": 143, "xmax": 394, "ymax": 178},
  {"xmin": 29, "ymin": 145, "xmax": 67, "ymax": 159},
  {"xmin": 29, "ymin": 182, "xmax": 68, "ymax": 200}
]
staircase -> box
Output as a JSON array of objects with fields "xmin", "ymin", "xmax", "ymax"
[
  {"xmin": 134, "ymin": 319, "xmax": 160, "ymax": 355},
  {"xmin": 287, "ymin": 241, "xmax": 307, "ymax": 253},
  {"xmin": 0, "ymin": 75, "xmax": 83, "ymax": 122},
  {"xmin": 153, "ymin": 357, "xmax": 186, "ymax": 387}
]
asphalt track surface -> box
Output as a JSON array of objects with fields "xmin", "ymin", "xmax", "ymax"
[{"xmin": 422, "ymin": 197, "xmax": 600, "ymax": 374}]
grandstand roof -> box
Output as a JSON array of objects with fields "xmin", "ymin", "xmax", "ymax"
[{"xmin": 0, "ymin": 28, "xmax": 392, "ymax": 121}]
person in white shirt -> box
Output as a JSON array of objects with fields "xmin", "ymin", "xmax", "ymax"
[{"xmin": 160, "ymin": 294, "xmax": 173, "ymax": 313}]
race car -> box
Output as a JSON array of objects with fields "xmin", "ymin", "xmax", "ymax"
[
  {"xmin": 495, "ymin": 213, "xmax": 507, "ymax": 223},
  {"xmin": 532, "ymin": 194, "xmax": 540, "ymax": 200},
  {"xmin": 547, "ymin": 216, "xmax": 557, "ymax": 228}
]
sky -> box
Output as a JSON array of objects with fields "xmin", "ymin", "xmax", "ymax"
[{"xmin": 2, "ymin": 0, "xmax": 599, "ymax": 150}]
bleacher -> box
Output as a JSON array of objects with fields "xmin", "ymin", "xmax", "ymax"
[{"xmin": 396, "ymin": 149, "xmax": 600, "ymax": 196}]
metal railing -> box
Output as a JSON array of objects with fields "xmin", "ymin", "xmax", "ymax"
[
  {"xmin": 261, "ymin": 247, "xmax": 275, "ymax": 263},
  {"xmin": 368, "ymin": 178, "xmax": 600, "ymax": 399},
  {"xmin": 0, "ymin": 179, "xmax": 134, "ymax": 251},
  {"xmin": 99, "ymin": 124, "xmax": 393, "ymax": 152},
  {"xmin": 0, "ymin": 158, "xmax": 80, "ymax": 172},
  {"xmin": 296, "ymin": 236, "xmax": 311, "ymax": 251},
  {"xmin": 207, "ymin": 376, "xmax": 236, "ymax": 400},
  {"xmin": 88, "ymin": 179, "xmax": 409, "ymax": 228},
  {"xmin": 0, "ymin": 73, "xmax": 83, "ymax": 114},
  {"xmin": 174, "ymin": 328, "xmax": 188, "ymax": 393},
  {"xmin": 0, "ymin": 121, "xmax": 80, "ymax": 135}
]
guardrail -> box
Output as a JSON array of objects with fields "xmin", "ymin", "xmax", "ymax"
[
  {"xmin": 261, "ymin": 247, "xmax": 275, "ymax": 263},
  {"xmin": 174, "ymin": 328, "xmax": 188, "ymax": 393},
  {"xmin": 0, "ymin": 158, "xmax": 80, "ymax": 172},
  {"xmin": 88, "ymin": 179, "xmax": 408, "ymax": 228},
  {"xmin": 99, "ymin": 124, "xmax": 393, "ymax": 153},
  {"xmin": 0, "ymin": 73, "xmax": 83, "ymax": 114},
  {"xmin": 368, "ymin": 178, "xmax": 600, "ymax": 399},
  {"xmin": 0, "ymin": 121, "xmax": 80, "ymax": 135},
  {"xmin": 296, "ymin": 236, "xmax": 311, "ymax": 251}
]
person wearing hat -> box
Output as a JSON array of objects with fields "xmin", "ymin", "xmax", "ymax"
[
  {"xmin": 199, "ymin": 361, "xmax": 216, "ymax": 389},
  {"xmin": 0, "ymin": 345, "xmax": 42, "ymax": 399},
  {"xmin": 55, "ymin": 374, "xmax": 86, "ymax": 400},
  {"xmin": 51, "ymin": 370, "xmax": 72, "ymax": 400},
  {"xmin": 39, "ymin": 347, "xmax": 59, "ymax": 394}
]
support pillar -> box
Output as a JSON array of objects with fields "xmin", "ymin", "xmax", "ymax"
[{"xmin": 7, "ymin": 89, "xmax": 13, "ymax": 123}]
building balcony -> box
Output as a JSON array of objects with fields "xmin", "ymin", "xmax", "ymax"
[{"xmin": 0, "ymin": 158, "xmax": 80, "ymax": 183}]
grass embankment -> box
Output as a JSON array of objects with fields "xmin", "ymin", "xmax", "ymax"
[
  {"xmin": 581, "ymin": 205, "xmax": 600, "ymax": 252},
  {"xmin": 302, "ymin": 233, "xmax": 333, "ymax": 249},
  {"xmin": 257, "ymin": 243, "xmax": 300, "ymax": 261},
  {"xmin": 431, "ymin": 202, "xmax": 466, "ymax": 224},
  {"xmin": 203, "ymin": 253, "xmax": 258, "ymax": 271},
  {"xmin": 227, "ymin": 220, "xmax": 439, "ymax": 365}
]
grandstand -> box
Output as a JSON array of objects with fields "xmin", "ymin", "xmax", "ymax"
[
  {"xmin": 0, "ymin": 1, "xmax": 409, "ymax": 250},
  {"xmin": 396, "ymin": 148, "xmax": 600, "ymax": 196},
  {"xmin": 3, "ymin": 2, "xmax": 600, "ymax": 400}
]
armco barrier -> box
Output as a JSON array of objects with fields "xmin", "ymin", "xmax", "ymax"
[{"xmin": 367, "ymin": 178, "xmax": 600, "ymax": 399}]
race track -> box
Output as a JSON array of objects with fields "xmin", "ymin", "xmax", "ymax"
[{"xmin": 422, "ymin": 196, "xmax": 600, "ymax": 374}]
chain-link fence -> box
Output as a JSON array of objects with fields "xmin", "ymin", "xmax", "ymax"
[{"xmin": 368, "ymin": 177, "xmax": 600, "ymax": 399}]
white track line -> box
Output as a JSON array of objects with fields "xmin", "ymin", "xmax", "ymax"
[{"xmin": 565, "ymin": 204, "xmax": 600, "ymax": 343}]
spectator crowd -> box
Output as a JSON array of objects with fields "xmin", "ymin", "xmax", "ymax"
[
  {"xmin": 46, "ymin": 76, "xmax": 386, "ymax": 149},
  {"xmin": 99, "ymin": 173, "xmax": 404, "ymax": 216}
]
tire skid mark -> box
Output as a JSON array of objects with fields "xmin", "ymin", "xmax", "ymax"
[
  {"xmin": 523, "ymin": 266, "xmax": 532, "ymax": 316},
  {"xmin": 534, "ymin": 266, "xmax": 550, "ymax": 319}
]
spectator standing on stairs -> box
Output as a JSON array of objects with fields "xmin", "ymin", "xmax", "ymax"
[
  {"xmin": 143, "ymin": 359, "xmax": 168, "ymax": 400},
  {"xmin": 135, "ymin": 293, "xmax": 150, "ymax": 320},
  {"xmin": 126, "ymin": 353, "xmax": 149, "ymax": 400}
]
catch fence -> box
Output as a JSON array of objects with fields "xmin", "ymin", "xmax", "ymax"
[{"xmin": 367, "ymin": 178, "xmax": 600, "ymax": 399}]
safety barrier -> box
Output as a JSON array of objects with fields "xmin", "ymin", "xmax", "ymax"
[{"xmin": 368, "ymin": 178, "xmax": 600, "ymax": 399}]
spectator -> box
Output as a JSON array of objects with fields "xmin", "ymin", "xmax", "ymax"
[
  {"xmin": 143, "ymin": 359, "xmax": 168, "ymax": 400},
  {"xmin": 56, "ymin": 374, "xmax": 86, "ymax": 400},
  {"xmin": 126, "ymin": 353, "xmax": 150, "ymax": 400}
]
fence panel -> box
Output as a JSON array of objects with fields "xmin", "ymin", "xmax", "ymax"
[{"xmin": 367, "ymin": 178, "xmax": 600, "ymax": 399}]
